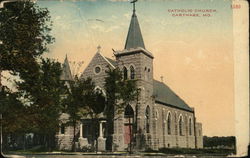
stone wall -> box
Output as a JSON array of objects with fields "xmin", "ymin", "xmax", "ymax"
[
  {"xmin": 56, "ymin": 113, "xmax": 80, "ymax": 151},
  {"xmin": 57, "ymin": 50, "xmax": 203, "ymax": 151},
  {"xmin": 195, "ymin": 122, "xmax": 203, "ymax": 148},
  {"xmin": 115, "ymin": 50, "xmax": 155, "ymax": 151},
  {"xmin": 81, "ymin": 52, "xmax": 114, "ymax": 89},
  {"xmin": 152, "ymin": 103, "xmax": 197, "ymax": 149},
  {"xmin": 113, "ymin": 113, "xmax": 125, "ymax": 151}
]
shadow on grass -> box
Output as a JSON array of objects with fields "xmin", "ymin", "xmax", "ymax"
[
  {"xmin": 144, "ymin": 148, "xmax": 236, "ymax": 156},
  {"xmin": 5, "ymin": 146, "xmax": 236, "ymax": 156}
]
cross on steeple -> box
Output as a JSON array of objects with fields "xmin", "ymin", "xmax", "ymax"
[
  {"xmin": 160, "ymin": 76, "xmax": 164, "ymax": 82},
  {"xmin": 97, "ymin": 45, "xmax": 101, "ymax": 53},
  {"xmin": 130, "ymin": 0, "xmax": 138, "ymax": 13}
]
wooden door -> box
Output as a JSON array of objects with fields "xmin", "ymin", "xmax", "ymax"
[{"xmin": 124, "ymin": 124, "xmax": 132, "ymax": 144}]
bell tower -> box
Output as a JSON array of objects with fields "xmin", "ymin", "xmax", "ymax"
[
  {"xmin": 113, "ymin": 0, "xmax": 155, "ymax": 150},
  {"xmin": 114, "ymin": 0, "xmax": 154, "ymax": 84}
]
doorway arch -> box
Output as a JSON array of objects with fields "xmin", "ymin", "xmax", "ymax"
[{"xmin": 124, "ymin": 105, "xmax": 134, "ymax": 145}]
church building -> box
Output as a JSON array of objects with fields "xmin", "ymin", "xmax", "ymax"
[{"xmin": 56, "ymin": 2, "xmax": 203, "ymax": 151}]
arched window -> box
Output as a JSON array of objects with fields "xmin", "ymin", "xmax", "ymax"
[
  {"xmin": 155, "ymin": 109, "xmax": 159, "ymax": 120},
  {"xmin": 167, "ymin": 113, "xmax": 171, "ymax": 135},
  {"xmin": 123, "ymin": 67, "xmax": 128, "ymax": 80},
  {"xmin": 94, "ymin": 86, "xmax": 106, "ymax": 97},
  {"xmin": 124, "ymin": 104, "xmax": 134, "ymax": 118},
  {"xmin": 179, "ymin": 116, "xmax": 183, "ymax": 136},
  {"xmin": 174, "ymin": 113, "xmax": 177, "ymax": 135},
  {"xmin": 130, "ymin": 66, "xmax": 135, "ymax": 79},
  {"xmin": 189, "ymin": 118, "xmax": 192, "ymax": 135},
  {"xmin": 145, "ymin": 106, "xmax": 150, "ymax": 133}
]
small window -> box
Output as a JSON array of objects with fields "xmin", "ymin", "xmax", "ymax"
[
  {"xmin": 179, "ymin": 116, "xmax": 183, "ymax": 136},
  {"xmin": 189, "ymin": 118, "xmax": 192, "ymax": 135},
  {"xmin": 167, "ymin": 113, "xmax": 171, "ymax": 135},
  {"xmin": 130, "ymin": 66, "xmax": 135, "ymax": 79},
  {"xmin": 61, "ymin": 124, "xmax": 65, "ymax": 134},
  {"xmin": 174, "ymin": 113, "xmax": 177, "ymax": 135},
  {"xmin": 95, "ymin": 66, "xmax": 101, "ymax": 74},
  {"xmin": 145, "ymin": 106, "xmax": 150, "ymax": 133},
  {"xmin": 123, "ymin": 67, "xmax": 128, "ymax": 80},
  {"xmin": 155, "ymin": 110, "xmax": 159, "ymax": 119},
  {"xmin": 148, "ymin": 68, "xmax": 150, "ymax": 72},
  {"xmin": 83, "ymin": 124, "xmax": 89, "ymax": 138}
]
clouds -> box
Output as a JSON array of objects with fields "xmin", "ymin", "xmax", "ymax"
[
  {"xmin": 108, "ymin": 0, "xmax": 173, "ymax": 2},
  {"xmin": 56, "ymin": 0, "xmax": 97, "ymax": 2},
  {"xmin": 108, "ymin": 0, "xmax": 129, "ymax": 2},
  {"xmin": 197, "ymin": 50, "xmax": 206, "ymax": 59},
  {"xmin": 123, "ymin": 12, "xmax": 129, "ymax": 17},
  {"xmin": 184, "ymin": 57, "xmax": 192, "ymax": 65},
  {"xmin": 89, "ymin": 23, "xmax": 120, "ymax": 33}
]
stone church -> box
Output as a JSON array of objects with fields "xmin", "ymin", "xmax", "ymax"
[{"xmin": 56, "ymin": 3, "xmax": 203, "ymax": 151}]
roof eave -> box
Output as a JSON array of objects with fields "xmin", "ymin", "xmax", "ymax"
[
  {"xmin": 114, "ymin": 47, "xmax": 154, "ymax": 59},
  {"xmin": 155, "ymin": 100, "xmax": 194, "ymax": 113}
]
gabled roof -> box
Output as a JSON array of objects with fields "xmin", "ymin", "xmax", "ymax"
[
  {"xmin": 153, "ymin": 80, "xmax": 193, "ymax": 112},
  {"xmin": 60, "ymin": 55, "xmax": 73, "ymax": 81},
  {"xmin": 97, "ymin": 52, "xmax": 116, "ymax": 68},
  {"xmin": 105, "ymin": 57, "xmax": 117, "ymax": 67},
  {"xmin": 124, "ymin": 11, "xmax": 145, "ymax": 50}
]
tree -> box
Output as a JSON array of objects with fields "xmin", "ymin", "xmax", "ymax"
[
  {"xmin": 15, "ymin": 58, "xmax": 66, "ymax": 151},
  {"xmin": 104, "ymin": 67, "xmax": 138, "ymax": 151},
  {"xmin": 0, "ymin": 1, "xmax": 54, "ymax": 74},
  {"xmin": 0, "ymin": 86, "xmax": 30, "ymax": 151},
  {"xmin": 63, "ymin": 77, "xmax": 88, "ymax": 152},
  {"xmin": 64, "ymin": 77, "xmax": 105, "ymax": 151},
  {"xmin": 63, "ymin": 67, "xmax": 137, "ymax": 152},
  {"xmin": 83, "ymin": 87, "xmax": 105, "ymax": 152},
  {"xmin": 0, "ymin": 1, "xmax": 56, "ymax": 151},
  {"xmin": 203, "ymin": 136, "xmax": 236, "ymax": 149}
]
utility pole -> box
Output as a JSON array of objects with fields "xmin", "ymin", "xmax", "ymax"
[
  {"xmin": 0, "ymin": 38, "xmax": 2, "ymax": 157},
  {"xmin": 0, "ymin": 114, "xmax": 2, "ymax": 157}
]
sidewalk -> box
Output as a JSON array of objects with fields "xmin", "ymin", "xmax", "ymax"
[
  {"xmin": 2, "ymin": 151, "xmax": 168, "ymax": 158},
  {"xmin": 2, "ymin": 151, "xmax": 234, "ymax": 158}
]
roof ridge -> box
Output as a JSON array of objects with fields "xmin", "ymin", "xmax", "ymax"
[
  {"xmin": 98, "ymin": 52, "xmax": 116, "ymax": 68},
  {"xmin": 105, "ymin": 56, "xmax": 115, "ymax": 61}
]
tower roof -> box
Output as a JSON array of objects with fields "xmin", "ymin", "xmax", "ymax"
[
  {"xmin": 60, "ymin": 55, "xmax": 73, "ymax": 81},
  {"xmin": 124, "ymin": 11, "xmax": 145, "ymax": 49}
]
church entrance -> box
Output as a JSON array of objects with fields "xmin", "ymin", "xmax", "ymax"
[
  {"xmin": 124, "ymin": 105, "xmax": 134, "ymax": 145},
  {"xmin": 124, "ymin": 124, "xmax": 133, "ymax": 144}
]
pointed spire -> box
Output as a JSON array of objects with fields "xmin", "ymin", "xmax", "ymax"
[
  {"xmin": 60, "ymin": 54, "xmax": 73, "ymax": 81},
  {"xmin": 124, "ymin": 0, "xmax": 145, "ymax": 50}
]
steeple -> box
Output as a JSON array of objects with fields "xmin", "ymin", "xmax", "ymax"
[
  {"xmin": 60, "ymin": 54, "xmax": 73, "ymax": 81},
  {"xmin": 124, "ymin": 0, "xmax": 145, "ymax": 50}
]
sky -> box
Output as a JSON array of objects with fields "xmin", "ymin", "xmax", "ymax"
[{"xmin": 36, "ymin": 0, "xmax": 234, "ymax": 137}]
